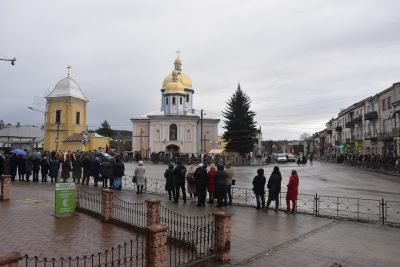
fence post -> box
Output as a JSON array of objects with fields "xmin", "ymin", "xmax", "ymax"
[
  {"xmin": 381, "ymin": 198, "xmax": 385, "ymax": 225},
  {"xmin": 0, "ymin": 175, "xmax": 11, "ymax": 201},
  {"xmin": 101, "ymin": 189, "xmax": 114, "ymax": 222},
  {"xmin": 213, "ymin": 211, "xmax": 234, "ymax": 261},
  {"xmin": 146, "ymin": 199, "xmax": 162, "ymax": 227},
  {"xmin": 144, "ymin": 224, "xmax": 169, "ymax": 267},
  {"xmin": 0, "ymin": 252, "xmax": 22, "ymax": 267},
  {"xmin": 315, "ymin": 194, "xmax": 318, "ymax": 216},
  {"xmin": 74, "ymin": 184, "xmax": 81, "ymax": 208}
]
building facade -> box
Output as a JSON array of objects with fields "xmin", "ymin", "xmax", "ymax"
[{"xmin": 130, "ymin": 56, "xmax": 220, "ymax": 156}]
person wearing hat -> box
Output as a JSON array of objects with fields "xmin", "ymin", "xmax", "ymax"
[
  {"xmin": 264, "ymin": 166, "xmax": 282, "ymax": 212},
  {"xmin": 194, "ymin": 163, "xmax": 208, "ymax": 207},
  {"xmin": 134, "ymin": 160, "xmax": 146, "ymax": 194},
  {"xmin": 252, "ymin": 168, "xmax": 266, "ymax": 210}
]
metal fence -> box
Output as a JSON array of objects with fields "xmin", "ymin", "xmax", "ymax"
[
  {"xmin": 79, "ymin": 190, "xmax": 102, "ymax": 214},
  {"xmin": 113, "ymin": 198, "xmax": 147, "ymax": 228},
  {"xmin": 22, "ymin": 237, "xmax": 145, "ymax": 267},
  {"xmin": 160, "ymin": 205, "xmax": 214, "ymax": 266}
]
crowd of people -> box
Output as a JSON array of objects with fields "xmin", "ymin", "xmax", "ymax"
[
  {"xmin": 329, "ymin": 153, "xmax": 398, "ymax": 165},
  {"xmin": 1, "ymin": 149, "xmax": 300, "ymax": 212},
  {"xmin": 0, "ymin": 149, "xmax": 126, "ymax": 190}
]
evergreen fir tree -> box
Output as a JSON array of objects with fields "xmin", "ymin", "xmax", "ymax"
[
  {"xmin": 222, "ymin": 83, "xmax": 257, "ymax": 155},
  {"xmin": 95, "ymin": 120, "xmax": 113, "ymax": 138}
]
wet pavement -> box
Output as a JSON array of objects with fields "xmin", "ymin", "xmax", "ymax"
[{"xmin": 1, "ymin": 161, "xmax": 400, "ymax": 266}]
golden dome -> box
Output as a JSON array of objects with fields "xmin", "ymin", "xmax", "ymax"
[
  {"xmin": 172, "ymin": 69, "xmax": 178, "ymax": 75},
  {"xmin": 165, "ymin": 81, "xmax": 185, "ymax": 94},
  {"xmin": 174, "ymin": 58, "xmax": 182, "ymax": 65},
  {"xmin": 162, "ymin": 73, "xmax": 192, "ymax": 89}
]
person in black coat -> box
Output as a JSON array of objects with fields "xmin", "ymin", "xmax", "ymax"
[
  {"xmin": 82, "ymin": 156, "xmax": 92, "ymax": 185},
  {"xmin": 194, "ymin": 163, "xmax": 208, "ymax": 207},
  {"xmin": 213, "ymin": 164, "xmax": 226, "ymax": 207},
  {"xmin": 25, "ymin": 159, "xmax": 33, "ymax": 182},
  {"xmin": 164, "ymin": 163, "xmax": 176, "ymax": 200},
  {"xmin": 265, "ymin": 166, "xmax": 282, "ymax": 212},
  {"xmin": 61, "ymin": 160, "xmax": 72, "ymax": 183},
  {"xmin": 10, "ymin": 154, "xmax": 19, "ymax": 181},
  {"xmin": 72, "ymin": 156, "xmax": 83, "ymax": 184},
  {"xmin": 100, "ymin": 157, "xmax": 109, "ymax": 188},
  {"xmin": 3, "ymin": 154, "xmax": 11, "ymax": 176},
  {"xmin": 252, "ymin": 168, "xmax": 266, "ymax": 210},
  {"xmin": 32, "ymin": 158, "xmax": 40, "ymax": 182},
  {"xmin": 40, "ymin": 157, "xmax": 50, "ymax": 182},
  {"xmin": 49, "ymin": 156, "xmax": 60, "ymax": 183},
  {"xmin": 173, "ymin": 161, "xmax": 187, "ymax": 203},
  {"xmin": 114, "ymin": 157, "xmax": 125, "ymax": 190},
  {"xmin": 90, "ymin": 157, "xmax": 101, "ymax": 186},
  {"xmin": 18, "ymin": 155, "xmax": 26, "ymax": 181}
]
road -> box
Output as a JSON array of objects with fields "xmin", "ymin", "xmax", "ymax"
[{"xmin": 124, "ymin": 160, "xmax": 400, "ymax": 201}]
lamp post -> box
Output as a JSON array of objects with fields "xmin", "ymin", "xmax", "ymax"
[
  {"xmin": 116, "ymin": 132, "xmax": 122, "ymax": 155},
  {"xmin": 0, "ymin": 56, "xmax": 16, "ymax": 65}
]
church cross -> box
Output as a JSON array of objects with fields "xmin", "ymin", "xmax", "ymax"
[
  {"xmin": 176, "ymin": 50, "xmax": 181, "ymax": 58},
  {"xmin": 67, "ymin": 65, "xmax": 71, "ymax": 77}
]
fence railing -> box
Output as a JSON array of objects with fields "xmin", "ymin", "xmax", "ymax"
[
  {"xmin": 79, "ymin": 190, "xmax": 102, "ymax": 214},
  {"xmin": 113, "ymin": 197, "xmax": 147, "ymax": 227},
  {"xmin": 22, "ymin": 237, "xmax": 145, "ymax": 267},
  {"xmin": 160, "ymin": 205, "xmax": 214, "ymax": 266}
]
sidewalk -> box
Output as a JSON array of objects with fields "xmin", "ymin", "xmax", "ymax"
[{"xmin": 1, "ymin": 181, "xmax": 400, "ymax": 266}]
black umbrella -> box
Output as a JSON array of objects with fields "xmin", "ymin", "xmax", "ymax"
[{"xmin": 27, "ymin": 152, "xmax": 41, "ymax": 160}]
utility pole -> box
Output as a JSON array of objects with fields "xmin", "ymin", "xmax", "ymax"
[
  {"xmin": 200, "ymin": 109, "xmax": 203, "ymax": 155},
  {"xmin": 55, "ymin": 122, "xmax": 60, "ymax": 151}
]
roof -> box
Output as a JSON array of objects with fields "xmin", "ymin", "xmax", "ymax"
[
  {"xmin": 0, "ymin": 126, "xmax": 44, "ymax": 138},
  {"xmin": 46, "ymin": 76, "xmax": 89, "ymax": 102},
  {"xmin": 63, "ymin": 132, "xmax": 108, "ymax": 142},
  {"xmin": 131, "ymin": 109, "xmax": 220, "ymax": 120}
]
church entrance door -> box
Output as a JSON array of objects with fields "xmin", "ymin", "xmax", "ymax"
[{"xmin": 166, "ymin": 144, "xmax": 180, "ymax": 153}]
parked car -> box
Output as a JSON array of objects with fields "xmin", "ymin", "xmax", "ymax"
[
  {"xmin": 88, "ymin": 152, "xmax": 112, "ymax": 162},
  {"xmin": 287, "ymin": 154, "xmax": 296, "ymax": 162},
  {"xmin": 276, "ymin": 154, "xmax": 287, "ymax": 163}
]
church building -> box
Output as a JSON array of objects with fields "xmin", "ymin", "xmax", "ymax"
[
  {"xmin": 130, "ymin": 54, "xmax": 219, "ymax": 156},
  {"xmin": 44, "ymin": 66, "xmax": 110, "ymax": 152}
]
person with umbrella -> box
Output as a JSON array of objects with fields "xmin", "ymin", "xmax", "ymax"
[{"xmin": 10, "ymin": 153, "xmax": 19, "ymax": 181}]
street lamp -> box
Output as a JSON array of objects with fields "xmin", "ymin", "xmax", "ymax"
[{"xmin": 0, "ymin": 56, "xmax": 16, "ymax": 65}]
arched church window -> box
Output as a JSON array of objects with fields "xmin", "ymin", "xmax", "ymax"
[
  {"xmin": 166, "ymin": 97, "xmax": 169, "ymax": 105},
  {"xmin": 170, "ymin": 124, "xmax": 177, "ymax": 140},
  {"xmin": 172, "ymin": 97, "xmax": 176, "ymax": 105},
  {"xmin": 180, "ymin": 97, "xmax": 182, "ymax": 105},
  {"xmin": 155, "ymin": 129, "xmax": 160, "ymax": 141},
  {"xmin": 76, "ymin": 111, "xmax": 80, "ymax": 124},
  {"xmin": 186, "ymin": 94, "xmax": 189, "ymax": 102},
  {"xmin": 205, "ymin": 131, "xmax": 210, "ymax": 140},
  {"xmin": 186, "ymin": 130, "xmax": 191, "ymax": 141}
]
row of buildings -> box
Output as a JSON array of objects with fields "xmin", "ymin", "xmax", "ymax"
[{"xmin": 304, "ymin": 82, "xmax": 400, "ymax": 158}]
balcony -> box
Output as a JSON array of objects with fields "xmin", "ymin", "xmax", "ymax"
[
  {"xmin": 364, "ymin": 132, "xmax": 377, "ymax": 140},
  {"xmin": 353, "ymin": 117, "xmax": 362, "ymax": 124},
  {"xmin": 364, "ymin": 111, "xmax": 378, "ymax": 121},
  {"xmin": 327, "ymin": 130, "xmax": 332, "ymax": 134},
  {"xmin": 393, "ymin": 128, "xmax": 400, "ymax": 137},
  {"xmin": 335, "ymin": 126, "xmax": 342, "ymax": 132},
  {"xmin": 345, "ymin": 121, "xmax": 355, "ymax": 128},
  {"xmin": 345, "ymin": 138, "xmax": 353, "ymax": 144},
  {"xmin": 378, "ymin": 132, "xmax": 393, "ymax": 141},
  {"xmin": 352, "ymin": 134, "xmax": 363, "ymax": 141}
]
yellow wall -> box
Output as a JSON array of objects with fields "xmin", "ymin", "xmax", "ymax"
[
  {"xmin": 61, "ymin": 137, "xmax": 110, "ymax": 152},
  {"xmin": 45, "ymin": 98, "xmax": 88, "ymax": 151},
  {"xmin": 218, "ymin": 135, "xmax": 227, "ymax": 149}
]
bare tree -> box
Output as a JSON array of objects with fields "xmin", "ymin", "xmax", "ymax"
[{"xmin": 299, "ymin": 132, "xmax": 311, "ymax": 141}]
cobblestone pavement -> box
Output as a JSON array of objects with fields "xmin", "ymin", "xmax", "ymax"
[{"xmin": 1, "ymin": 181, "xmax": 400, "ymax": 267}]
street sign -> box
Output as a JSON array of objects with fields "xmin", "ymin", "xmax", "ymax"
[{"xmin": 55, "ymin": 183, "xmax": 75, "ymax": 215}]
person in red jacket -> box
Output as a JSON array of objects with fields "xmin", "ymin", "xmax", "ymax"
[
  {"xmin": 207, "ymin": 164, "xmax": 216, "ymax": 203},
  {"xmin": 285, "ymin": 170, "xmax": 299, "ymax": 213}
]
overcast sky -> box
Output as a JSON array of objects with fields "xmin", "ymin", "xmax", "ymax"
[{"xmin": 1, "ymin": 0, "xmax": 400, "ymax": 140}]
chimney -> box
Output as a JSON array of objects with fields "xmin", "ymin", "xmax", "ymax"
[{"xmin": 16, "ymin": 122, "xmax": 20, "ymax": 127}]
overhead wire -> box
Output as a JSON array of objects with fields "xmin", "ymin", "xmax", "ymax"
[{"xmin": 239, "ymin": 0, "xmax": 400, "ymax": 25}]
